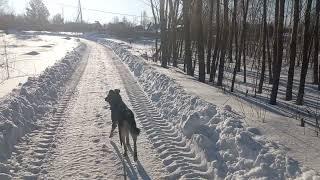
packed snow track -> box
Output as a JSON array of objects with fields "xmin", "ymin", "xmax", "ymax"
[
  {"xmin": 1, "ymin": 40, "xmax": 168, "ymax": 179},
  {"xmin": 1, "ymin": 39, "xmax": 319, "ymax": 180}
]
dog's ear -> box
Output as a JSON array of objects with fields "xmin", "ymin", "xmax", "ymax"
[{"xmin": 114, "ymin": 89, "xmax": 120, "ymax": 94}]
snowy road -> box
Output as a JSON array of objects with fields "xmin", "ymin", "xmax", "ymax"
[
  {"xmin": 5, "ymin": 41, "xmax": 167, "ymax": 179},
  {"xmin": 3, "ymin": 39, "xmax": 318, "ymax": 180},
  {"xmin": 45, "ymin": 40, "xmax": 170, "ymax": 179}
]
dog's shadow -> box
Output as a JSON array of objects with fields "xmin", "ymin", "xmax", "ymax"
[{"xmin": 110, "ymin": 141, "xmax": 151, "ymax": 180}]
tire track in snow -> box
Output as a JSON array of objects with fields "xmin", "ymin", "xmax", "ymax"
[
  {"xmin": 111, "ymin": 55, "xmax": 214, "ymax": 179},
  {"xmin": 45, "ymin": 42, "xmax": 166, "ymax": 180},
  {"xmin": 44, "ymin": 42, "xmax": 124, "ymax": 179},
  {"xmin": 3, "ymin": 43, "xmax": 90, "ymax": 179}
]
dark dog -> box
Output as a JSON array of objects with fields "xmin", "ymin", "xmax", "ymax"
[{"xmin": 105, "ymin": 89, "xmax": 140, "ymax": 161}]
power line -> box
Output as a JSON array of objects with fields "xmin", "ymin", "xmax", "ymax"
[
  {"xmin": 58, "ymin": 2, "xmax": 153, "ymax": 19},
  {"xmin": 136, "ymin": 0, "xmax": 152, "ymax": 8}
]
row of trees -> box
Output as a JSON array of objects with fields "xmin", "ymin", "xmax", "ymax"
[
  {"xmin": 0, "ymin": 0, "xmax": 153, "ymax": 33},
  {"xmin": 152, "ymin": 0, "xmax": 320, "ymax": 105},
  {"xmin": 0, "ymin": 0, "xmax": 97, "ymax": 32}
]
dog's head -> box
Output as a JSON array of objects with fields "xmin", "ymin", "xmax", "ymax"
[{"xmin": 105, "ymin": 89, "xmax": 122, "ymax": 105}]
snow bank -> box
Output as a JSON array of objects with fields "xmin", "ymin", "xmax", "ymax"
[
  {"xmin": 0, "ymin": 34, "xmax": 80, "ymax": 98},
  {"xmin": 101, "ymin": 39, "xmax": 320, "ymax": 179},
  {"xmin": 0, "ymin": 44, "xmax": 86, "ymax": 160}
]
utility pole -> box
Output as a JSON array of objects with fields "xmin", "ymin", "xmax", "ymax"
[{"xmin": 76, "ymin": 0, "xmax": 83, "ymax": 23}]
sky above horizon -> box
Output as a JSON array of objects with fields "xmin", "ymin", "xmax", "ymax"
[{"xmin": 7, "ymin": 0, "xmax": 152, "ymax": 24}]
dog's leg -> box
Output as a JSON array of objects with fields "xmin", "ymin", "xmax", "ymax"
[
  {"xmin": 133, "ymin": 134, "xmax": 138, "ymax": 161},
  {"xmin": 126, "ymin": 130, "xmax": 130, "ymax": 147},
  {"xmin": 123, "ymin": 137, "xmax": 128, "ymax": 157},
  {"xmin": 117, "ymin": 123, "xmax": 122, "ymax": 146},
  {"xmin": 118, "ymin": 127, "xmax": 123, "ymax": 146},
  {"xmin": 109, "ymin": 123, "xmax": 117, "ymax": 138},
  {"xmin": 120, "ymin": 126, "xmax": 128, "ymax": 157}
]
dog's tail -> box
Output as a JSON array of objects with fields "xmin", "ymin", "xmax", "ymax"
[
  {"xmin": 130, "ymin": 122, "xmax": 140, "ymax": 136},
  {"xmin": 133, "ymin": 127, "xmax": 140, "ymax": 136},
  {"xmin": 129, "ymin": 113, "xmax": 140, "ymax": 136}
]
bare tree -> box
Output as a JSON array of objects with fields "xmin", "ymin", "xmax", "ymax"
[
  {"xmin": 206, "ymin": 0, "xmax": 214, "ymax": 74},
  {"xmin": 52, "ymin": 14, "xmax": 64, "ymax": 24},
  {"xmin": 196, "ymin": 0, "xmax": 205, "ymax": 82},
  {"xmin": 270, "ymin": 0, "xmax": 285, "ymax": 105},
  {"xmin": 296, "ymin": 0, "xmax": 313, "ymax": 105},
  {"xmin": 209, "ymin": 0, "xmax": 221, "ymax": 82},
  {"xmin": 0, "ymin": 0, "xmax": 7, "ymax": 13},
  {"xmin": 171, "ymin": 0, "xmax": 180, "ymax": 67},
  {"xmin": 183, "ymin": 0, "xmax": 193, "ymax": 75},
  {"xmin": 257, "ymin": 0, "xmax": 267, "ymax": 93},
  {"xmin": 271, "ymin": 0, "xmax": 280, "ymax": 85},
  {"xmin": 217, "ymin": 0, "xmax": 229, "ymax": 86},
  {"xmin": 26, "ymin": 0, "xmax": 50, "ymax": 29},
  {"xmin": 267, "ymin": 28, "xmax": 273, "ymax": 84},
  {"xmin": 313, "ymin": 0, "xmax": 320, "ymax": 85},
  {"xmin": 230, "ymin": 0, "xmax": 238, "ymax": 92},
  {"xmin": 238, "ymin": 0, "xmax": 250, "ymax": 82},
  {"xmin": 228, "ymin": 0, "xmax": 237, "ymax": 63},
  {"xmin": 150, "ymin": 0, "xmax": 159, "ymax": 60},
  {"xmin": 285, "ymin": 0, "xmax": 299, "ymax": 101},
  {"xmin": 160, "ymin": 0, "xmax": 168, "ymax": 67}
]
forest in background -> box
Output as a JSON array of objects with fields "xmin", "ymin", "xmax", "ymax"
[{"xmin": 149, "ymin": 0, "xmax": 320, "ymax": 107}]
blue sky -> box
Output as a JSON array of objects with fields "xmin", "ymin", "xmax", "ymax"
[{"xmin": 7, "ymin": 0, "xmax": 152, "ymax": 24}]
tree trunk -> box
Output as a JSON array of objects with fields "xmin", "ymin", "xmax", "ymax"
[
  {"xmin": 258, "ymin": 0, "xmax": 267, "ymax": 93},
  {"xmin": 179, "ymin": 39, "xmax": 183, "ymax": 58},
  {"xmin": 319, "ymin": 63, "xmax": 320, "ymax": 90},
  {"xmin": 270, "ymin": 0, "xmax": 285, "ymax": 105},
  {"xmin": 206, "ymin": 0, "xmax": 214, "ymax": 74},
  {"xmin": 167, "ymin": 0, "xmax": 174, "ymax": 65},
  {"xmin": 296, "ymin": 0, "xmax": 313, "ymax": 105},
  {"xmin": 230, "ymin": 0, "xmax": 238, "ymax": 92},
  {"xmin": 237, "ymin": 0, "xmax": 249, "ymax": 82},
  {"xmin": 183, "ymin": 0, "xmax": 192, "ymax": 75},
  {"xmin": 160, "ymin": 0, "xmax": 168, "ymax": 68},
  {"xmin": 228, "ymin": 0, "xmax": 237, "ymax": 63},
  {"xmin": 271, "ymin": 0, "xmax": 279, "ymax": 84},
  {"xmin": 285, "ymin": 0, "xmax": 299, "ymax": 100},
  {"xmin": 209, "ymin": 0, "xmax": 221, "ymax": 82},
  {"xmin": 150, "ymin": 0, "xmax": 159, "ymax": 61},
  {"xmin": 313, "ymin": 0, "xmax": 320, "ymax": 84},
  {"xmin": 267, "ymin": 30, "xmax": 273, "ymax": 84},
  {"xmin": 197, "ymin": 0, "xmax": 205, "ymax": 82},
  {"xmin": 217, "ymin": 0, "xmax": 229, "ymax": 86},
  {"xmin": 172, "ymin": 0, "xmax": 180, "ymax": 67}
]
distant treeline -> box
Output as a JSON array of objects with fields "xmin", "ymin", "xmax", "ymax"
[
  {"xmin": 0, "ymin": 14, "xmax": 100, "ymax": 32},
  {"xmin": 0, "ymin": 0, "xmax": 156, "ymax": 35}
]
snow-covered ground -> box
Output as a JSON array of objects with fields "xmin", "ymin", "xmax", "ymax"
[
  {"xmin": 98, "ymin": 36, "xmax": 320, "ymax": 170},
  {"xmin": 1, "ymin": 39, "xmax": 168, "ymax": 179},
  {"xmin": 104, "ymin": 37, "xmax": 155, "ymax": 57},
  {"xmin": 99, "ymin": 39, "xmax": 320, "ymax": 179},
  {"xmin": 0, "ymin": 32, "xmax": 80, "ymax": 98},
  {"xmin": 0, "ymin": 33, "xmax": 319, "ymax": 179},
  {"xmin": 0, "ymin": 39, "xmax": 85, "ymax": 161}
]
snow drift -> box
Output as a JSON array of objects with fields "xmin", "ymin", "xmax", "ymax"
[
  {"xmin": 0, "ymin": 44, "xmax": 86, "ymax": 160},
  {"xmin": 101, "ymin": 39, "xmax": 319, "ymax": 179}
]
